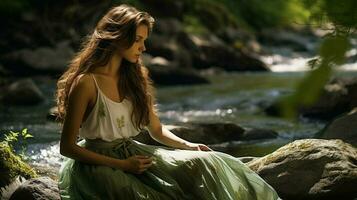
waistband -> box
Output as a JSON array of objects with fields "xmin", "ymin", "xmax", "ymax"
[{"xmin": 84, "ymin": 137, "xmax": 134, "ymax": 149}]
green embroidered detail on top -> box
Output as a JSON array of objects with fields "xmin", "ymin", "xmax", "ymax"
[
  {"xmin": 98, "ymin": 99, "xmax": 106, "ymax": 117},
  {"xmin": 116, "ymin": 115, "xmax": 125, "ymax": 132}
]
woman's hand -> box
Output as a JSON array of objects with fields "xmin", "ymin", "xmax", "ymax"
[
  {"xmin": 185, "ymin": 142, "xmax": 213, "ymax": 151},
  {"xmin": 120, "ymin": 155, "xmax": 153, "ymax": 174}
]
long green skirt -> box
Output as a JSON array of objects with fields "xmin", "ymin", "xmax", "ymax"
[{"xmin": 58, "ymin": 138, "xmax": 281, "ymax": 200}]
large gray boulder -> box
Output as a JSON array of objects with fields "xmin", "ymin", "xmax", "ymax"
[
  {"xmin": 9, "ymin": 177, "xmax": 60, "ymax": 200},
  {"xmin": 247, "ymin": 139, "xmax": 357, "ymax": 200}
]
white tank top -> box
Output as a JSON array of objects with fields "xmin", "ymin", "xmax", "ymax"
[{"xmin": 78, "ymin": 74, "xmax": 141, "ymax": 141}]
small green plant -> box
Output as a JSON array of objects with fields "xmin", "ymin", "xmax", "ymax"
[{"xmin": 4, "ymin": 128, "xmax": 34, "ymax": 160}]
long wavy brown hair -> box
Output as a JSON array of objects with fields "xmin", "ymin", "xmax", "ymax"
[{"xmin": 56, "ymin": 4, "xmax": 155, "ymax": 131}]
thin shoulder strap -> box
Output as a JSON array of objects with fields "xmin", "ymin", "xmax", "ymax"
[
  {"xmin": 90, "ymin": 73, "xmax": 102, "ymax": 99},
  {"xmin": 91, "ymin": 73, "xmax": 99, "ymax": 89}
]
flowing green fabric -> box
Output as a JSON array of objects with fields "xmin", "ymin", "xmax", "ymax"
[{"xmin": 58, "ymin": 138, "xmax": 281, "ymax": 200}]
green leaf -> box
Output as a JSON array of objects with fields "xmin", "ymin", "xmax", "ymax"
[
  {"xmin": 10, "ymin": 131, "xmax": 19, "ymax": 137},
  {"xmin": 10, "ymin": 136, "xmax": 18, "ymax": 142},
  {"xmin": 319, "ymin": 35, "xmax": 350, "ymax": 65},
  {"xmin": 24, "ymin": 134, "xmax": 34, "ymax": 139},
  {"xmin": 21, "ymin": 128, "xmax": 28, "ymax": 136},
  {"xmin": 4, "ymin": 135, "xmax": 11, "ymax": 142}
]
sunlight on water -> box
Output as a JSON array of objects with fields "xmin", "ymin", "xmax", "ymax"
[
  {"xmin": 28, "ymin": 142, "xmax": 62, "ymax": 168},
  {"xmin": 340, "ymin": 62, "xmax": 357, "ymax": 71},
  {"xmin": 261, "ymin": 46, "xmax": 357, "ymax": 72},
  {"xmin": 262, "ymin": 54, "xmax": 313, "ymax": 72},
  {"xmin": 159, "ymin": 108, "xmax": 235, "ymax": 123}
]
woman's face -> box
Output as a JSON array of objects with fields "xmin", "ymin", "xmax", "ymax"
[{"xmin": 121, "ymin": 24, "xmax": 148, "ymax": 63}]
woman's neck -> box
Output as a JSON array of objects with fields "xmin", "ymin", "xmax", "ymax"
[{"xmin": 93, "ymin": 54, "xmax": 122, "ymax": 80}]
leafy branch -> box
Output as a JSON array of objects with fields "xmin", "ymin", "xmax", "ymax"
[
  {"xmin": 3, "ymin": 128, "xmax": 34, "ymax": 160},
  {"xmin": 280, "ymin": 0, "xmax": 355, "ymax": 119}
]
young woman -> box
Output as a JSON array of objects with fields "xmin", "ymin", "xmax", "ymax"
[{"xmin": 56, "ymin": 4, "xmax": 280, "ymax": 200}]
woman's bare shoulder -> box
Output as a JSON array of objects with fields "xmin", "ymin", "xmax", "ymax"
[{"xmin": 69, "ymin": 73, "xmax": 96, "ymax": 100}]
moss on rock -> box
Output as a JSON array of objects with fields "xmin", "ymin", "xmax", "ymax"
[{"xmin": 0, "ymin": 142, "xmax": 37, "ymax": 188}]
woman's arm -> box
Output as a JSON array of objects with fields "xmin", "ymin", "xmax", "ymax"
[
  {"xmin": 60, "ymin": 75, "xmax": 125, "ymax": 168},
  {"xmin": 60, "ymin": 75, "xmax": 152, "ymax": 173},
  {"xmin": 146, "ymin": 103, "xmax": 212, "ymax": 151}
]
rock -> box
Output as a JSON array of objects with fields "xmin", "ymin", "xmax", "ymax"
[
  {"xmin": 171, "ymin": 123, "xmax": 246, "ymax": 144},
  {"xmin": 2, "ymin": 40, "xmax": 74, "ymax": 74},
  {"xmin": 330, "ymin": 76, "xmax": 357, "ymax": 108},
  {"xmin": 244, "ymin": 39, "xmax": 262, "ymax": 54},
  {"xmin": 146, "ymin": 56, "xmax": 209, "ymax": 85},
  {"xmin": 265, "ymin": 77, "xmax": 357, "ymax": 120},
  {"xmin": 259, "ymin": 29, "xmax": 316, "ymax": 52},
  {"xmin": 9, "ymin": 177, "xmax": 60, "ymax": 200},
  {"xmin": 180, "ymin": 33, "xmax": 269, "ymax": 71},
  {"xmin": 235, "ymin": 49, "xmax": 269, "ymax": 71},
  {"xmin": 317, "ymin": 108, "xmax": 357, "ymax": 146},
  {"xmin": 217, "ymin": 27, "xmax": 262, "ymax": 53},
  {"xmin": 0, "ymin": 176, "xmax": 26, "ymax": 200},
  {"xmin": 299, "ymin": 83, "xmax": 350, "ymax": 119},
  {"xmin": 28, "ymin": 163, "xmax": 60, "ymax": 182},
  {"xmin": 134, "ymin": 123, "xmax": 246, "ymax": 145},
  {"xmin": 0, "ymin": 79, "xmax": 45, "ymax": 105},
  {"xmin": 346, "ymin": 53, "xmax": 357, "ymax": 64},
  {"xmin": 177, "ymin": 31, "xmax": 201, "ymax": 54},
  {"xmin": 147, "ymin": 31, "xmax": 268, "ymax": 71},
  {"xmin": 241, "ymin": 128, "xmax": 278, "ymax": 141},
  {"xmin": 0, "ymin": 142, "xmax": 37, "ymax": 188},
  {"xmin": 147, "ymin": 33, "xmax": 193, "ymax": 69},
  {"xmin": 46, "ymin": 106, "xmax": 59, "ymax": 122},
  {"xmin": 135, "ymin": 123, "xmax": 279, "ymax": 146},
  {"xmin": 247, "ymin": 139, "xmax": 357, "ymax": 200},
  {"xmin": 150, "ymin": 57, "xmax": 171, "ymax": 67},
  {"xmin": 237, "ymin": 156, "xmax": 259, "ymax": 163},
  {"xmin": 217, "ymin": 27, "xmax": 253, "ymax": 45},
  {"xmin": 155, "ymin": 18, "xmax": 183, "ymax": 35},
  {"xmin": 147, "ymin": 33, "xmax": 179, "ymax": 60}
]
